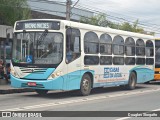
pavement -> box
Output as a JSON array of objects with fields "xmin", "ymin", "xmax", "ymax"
[{"xmin": 0, "ymin": 79, "xmax": 34, "ymax": 94}]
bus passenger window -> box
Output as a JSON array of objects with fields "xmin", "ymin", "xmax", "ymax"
[
  {"xmin": 125, "ymin": 57, "xmax": 135, "ymax": 65},
  {"xmin": 66, "ymin": 28, "xmax": 81, "ymax": 63},
  {"xmin": 84, "ymin": 56, "xmax": 99, "ymax": 65},
  {"xmin": 146, "ymin": 40, "xmax": 154, "ymax": 57},
  {"xmin": 100, "ymin": 34, "xmax": 112, "ymax": 55},
  {"xmin": 146, "ymin": 58, "xmax": 154, "ymax": 65},
  {"xmin": 113, "ymin": 35, "xmax": 124, "ymax": 55},
  {"xmin": 125, "ymin": 37, "xmax": 135, "ymax": 56},
  {"xmin": 113, "ymin": 57, "xmax": 124, "ymax": 65},
  {"xmin": 84, "ymin": 32, "xmax": 99, "ymax": 54},
  {"xmin": 136, "ymin": 58, "xmax": 145, "ymax": 65},
  {"xmin": 136, "ymin": 39, "xmax": 145, "ymax": 56},
  {"xmin": 100, "ymin": 56, "xmax": 112, "ymax": 65}
]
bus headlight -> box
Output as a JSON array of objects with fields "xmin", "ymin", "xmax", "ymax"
[
  {"xmin": 48, "ymin": 71, "xmax": 62, "ymax": 80},
  {"xmin": 10, "ymin": 63, "xmax": 20, "ymax": 78},
  {"xmin": 10, "ymin": 69, "xmax": 19, "ymax": 78}
]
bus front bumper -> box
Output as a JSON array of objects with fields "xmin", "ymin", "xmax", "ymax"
[{"xmin": 10, "ymin": 75, "xmax": 64, "ymax": 90}]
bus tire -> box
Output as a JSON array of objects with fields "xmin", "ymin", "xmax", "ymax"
[
  {"xmin": 126, "ymin": 72, "xmax": 137, "ymax": 90},
  {"xmin": 35, "ymin": 89, "xmax": 48, "ymax": 95},
  {"xmin": 79, "ymin": 74, "xmax": 92, "ymax": 96}
]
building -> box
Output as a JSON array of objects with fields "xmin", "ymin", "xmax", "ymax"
[
  {"xmin": 0, "ymin": 1, "xmax": 94, "ymax": 39},
  {"xmin": 0, "ymin": 25, "xmax": 13, "ymax": 61},
  {"xmin": 28, "ymin": 0, "xmax": 93, "ymax": 20},
  {"xmin": 0, "ymin": 1, "xmax": 93, "ymax": 62}
]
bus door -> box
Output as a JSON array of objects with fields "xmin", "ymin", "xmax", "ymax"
[{"xmin": 65, "ymin": 28, "xmax": 81, "ymax": 90}]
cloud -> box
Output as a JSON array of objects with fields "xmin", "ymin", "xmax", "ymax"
[
  {"xmin": 78, "ymin": 0, "xmax": 160, "ymax": 35},
  {"xmin": 79, "ymin": 0, "xmax": 160, "ymax": 22}
]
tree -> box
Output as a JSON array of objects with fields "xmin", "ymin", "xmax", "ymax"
[
  {"xmin": 120, "ymin": 22, "xmax": 133, "ymax": 31},
  {"xmin": 80, "ymin": 14, "xmax": 154, "ymax": 35},
  {"xmin": 0, "ymin": 0, "xmax": 31, "ymax": 26},
  {"xmin": 80, "ymin": 13, "xmax": 109, "ymax": 27}
]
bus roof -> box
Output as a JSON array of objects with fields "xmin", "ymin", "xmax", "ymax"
[{"xmin": 14, "ymin": 19, "xmax": 154, "ymax": 40}]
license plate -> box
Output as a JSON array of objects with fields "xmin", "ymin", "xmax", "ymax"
[{"xmin": 27, "ymin": 82, "xmax": 36, "ymax": 86}]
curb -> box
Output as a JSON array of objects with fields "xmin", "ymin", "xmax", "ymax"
[{"xmin": 0, "ymin": 88, "xmax": 35, "ymax": 94}]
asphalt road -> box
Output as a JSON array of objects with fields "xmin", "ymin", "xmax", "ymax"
[{"xmin": 0, "ymin": 83, "xmax": 160, "ymax": 120}]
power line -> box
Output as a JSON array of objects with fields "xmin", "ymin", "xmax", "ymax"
[
  {"xmin": 28, "ymin": 0, "xmax": 66, "ymax": 4},
  {"xmin": 1, "ymin": 1, "xmax": 160, "ymax": 34},
  {"xmin": 75, "ymin": 4, "xmax": 160, "ymax": 31},
  {"xmin": 27, "ymin": 0, "xmax": 160, "ymax": 31},
  {"xmin": 75, "ymin": 3, "xmax": 160, "ymax": 27},
  {"xmin": 78, "ymin": 0, "xmax": 156, "ymax": 23},
  {"xmin": 30, "ymin": 6, "xmax": 66, "ymax": 14},
  {"xmin": 71, "ymin": 0, "xmax": 80, "ymax": 9}
]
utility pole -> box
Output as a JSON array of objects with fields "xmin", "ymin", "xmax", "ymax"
[{"xmin": 66, "ymin": 0, "xmax": 72, "ymax": 20}]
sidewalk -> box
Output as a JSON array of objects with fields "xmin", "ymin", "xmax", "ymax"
[{"xmin": 0, "ymin": 79, "xmax": 34, "ymax": 94}]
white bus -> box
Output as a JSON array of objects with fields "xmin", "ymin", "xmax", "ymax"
[{"xmin": 10, "ymin": 19, "xmax": 155, "ymax": 96}]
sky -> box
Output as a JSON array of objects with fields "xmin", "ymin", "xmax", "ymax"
[{"xmin": 56, "ymin": 0, "xmax": 160, "ymax": 36}]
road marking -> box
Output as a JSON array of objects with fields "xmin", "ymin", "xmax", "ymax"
[
  {"xmin": 116, "ymin": 108, "xmax": 160, "ymax": 120},
  {"xmin": 1, "ymin": 88, "xmax": 160, "ymax": 111},
  {"xmin": 116, "ymin": 117, "xmax": 130, "ymax": 120}
]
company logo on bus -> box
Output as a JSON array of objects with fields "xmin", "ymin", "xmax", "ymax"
[{"xmin": 104, "ymin": 67, "xmax": 122, "ymax": 78}]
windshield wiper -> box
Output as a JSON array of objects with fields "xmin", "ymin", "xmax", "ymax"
[
  {"xmin": 37, "ymin": 29, "xmax": 48, "ymax": 43},
  {"xmin": 35, "ymin": 29, "xmax": 48, "ymax": 58}
]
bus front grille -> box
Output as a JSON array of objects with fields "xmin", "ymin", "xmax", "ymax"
[{"xmin": 20, "ymin": 67, "xmax": 47, "ymax": 74}]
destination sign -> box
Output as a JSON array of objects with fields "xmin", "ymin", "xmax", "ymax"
[
  {"xmin": 24, "ymin": 23, "xmax": 50, "ymax": 29},
  {"xmin": 15, "ymin": 21, "xmax": 60, "ymax": 30}
]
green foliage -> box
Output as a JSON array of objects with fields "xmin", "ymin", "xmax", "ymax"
[
  {"xmin": 80, "ymin": 14, "xmax": 155, "ymax": 35},
  {"xmin": 80, "ymin": 13, "xmax": 108, "ymax": 27},
  {"xmin": 0, "ymin": 0, "xmax": 31, "ymax": 26},
  {"xmin": 119, "ymin": 20, "xmax": 144, "ymax": 33},
  {"xmin": 120, "ymin": 22, "xmax": 133, "ymax": 31}
]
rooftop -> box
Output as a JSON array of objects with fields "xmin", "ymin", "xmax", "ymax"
[{"xmin": 28, "ymin": 0, "xmax": 94, "ymax": 21}]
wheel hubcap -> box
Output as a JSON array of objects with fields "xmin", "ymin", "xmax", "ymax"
[{"xmin": 82, "ymin": 79, "xmax": 89, "ymax": 92}]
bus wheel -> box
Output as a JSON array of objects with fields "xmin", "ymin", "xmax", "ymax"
[
  {"xmin": 35, "ymin": 89, "xmax": 48, "ymax": 95},
  {"xmin": 126, "ymin": 72, "xmax": 137, "ymax": 90},
  {"xmin": 79, "ymin": 74, "xmax": 91, "ymax": 96}
]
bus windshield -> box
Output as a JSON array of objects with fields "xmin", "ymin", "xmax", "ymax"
[{"xmin": 12, "ymin": 32, "xmax": 63, "ymax": 65}]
